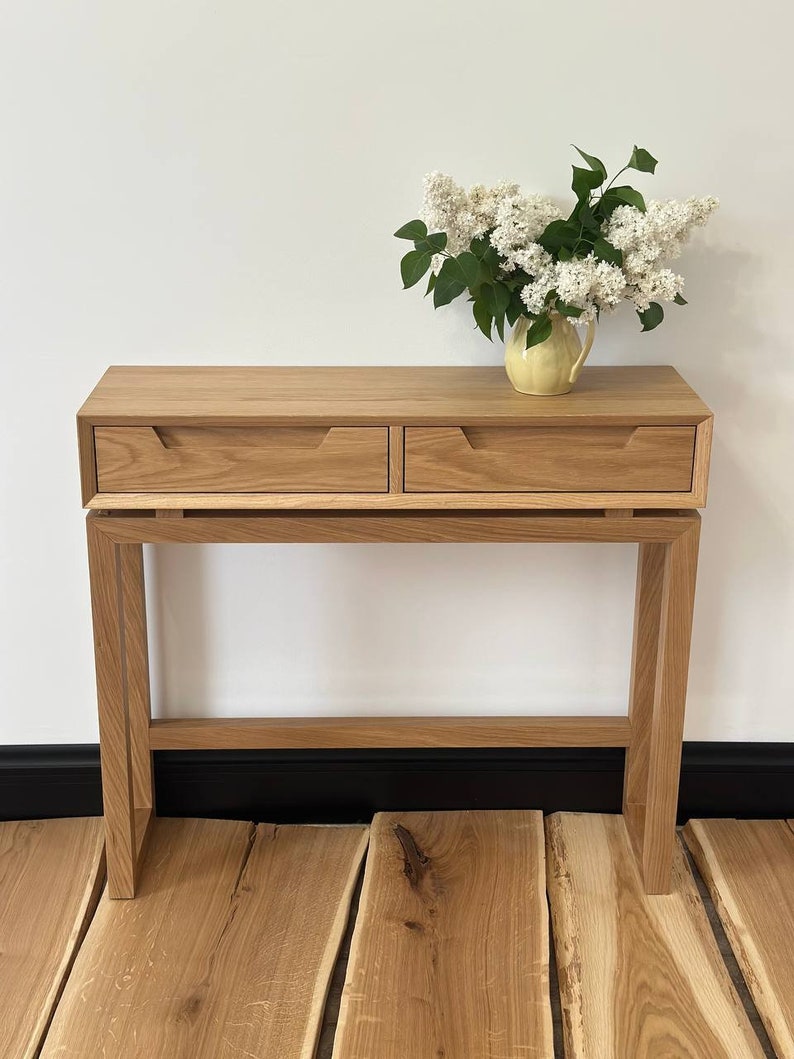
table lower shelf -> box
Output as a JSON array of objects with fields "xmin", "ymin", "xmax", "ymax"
[{"xmin": 148, "ymin": 715, "xmax": 633, "ymax": 750}]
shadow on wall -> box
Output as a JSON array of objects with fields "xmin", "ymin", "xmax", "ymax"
[{"xmin": 679, "ymin": 245, "xmax": 794, "ymax": 738}]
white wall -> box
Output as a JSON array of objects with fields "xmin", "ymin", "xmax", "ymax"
[{"xmin": 2, "ymin": 0, "xmax": 793, "ymax": 744}]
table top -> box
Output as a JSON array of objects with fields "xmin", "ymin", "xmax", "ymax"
[{"xmin": 78, "ymin": 365, "xmax": 712, "ymax": 427}]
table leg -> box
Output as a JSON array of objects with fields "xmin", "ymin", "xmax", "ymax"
[
  {"xmin": 623, "ymin": 518, "xmax": 701, "ymax": 893},
  {"xmin": 87, "ymin": 518, "xmax": 154, "ymax": 897},
  {"xmin": 119, "ymin": 544, "xmax": 155, "ymax": 816}
]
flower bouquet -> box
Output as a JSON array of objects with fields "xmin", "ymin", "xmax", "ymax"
[{"xmin": 395, "ymin": 146, "xmax": 717, "ymax": 395}]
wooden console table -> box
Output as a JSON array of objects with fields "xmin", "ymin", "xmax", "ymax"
[{"xmin": 78, "ymin": 365, "xmax": 712, "ymax": 898}]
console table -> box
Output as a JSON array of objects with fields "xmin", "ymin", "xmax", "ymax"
[{"xmin": 77, "ymin": 365, "xmax": 712, "ymax": 898}]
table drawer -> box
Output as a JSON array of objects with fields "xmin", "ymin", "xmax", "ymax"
[
  {"xmin": 95, "ymin": 426, "xmax": 389, "ymax": 493},
  {"xmin": 404, "ymin": 426, "xmax": 696, "ymax": 492}
]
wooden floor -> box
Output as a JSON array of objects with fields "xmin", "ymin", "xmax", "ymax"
[{"xmin": 2, "ymin": 814, "xmax": 792, "ymax": 1058}]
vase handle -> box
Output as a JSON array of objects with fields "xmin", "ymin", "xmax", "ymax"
[{"xmin": 569, "ymin": 319, "xmax": 596, "ymax": 384}]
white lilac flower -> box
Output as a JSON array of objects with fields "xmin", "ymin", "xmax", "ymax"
[
  {"xmin": 468, "ymin": 180, "xmax": 521, "ymax": 233},
  {"xmin": 419, "ymin": 173, "xmax": 717, "ymax": 322},
  {"xmin": 591, "ymin": 260, "xmax": 627, "ymax": 307},
  {"xmin": 491, "ymin": 193, "xmax": 563, "ymax": 265},
  {"xmin": 603, "ymin": 197, "xmax": 716, "ymax": 312},
  {"xmin": 645, "ymin": 267, "xmax": 684, "ymax": 301},
  {"xmin": 551, "ymin": 255, "xmax": 624, "ymax": 310},
  {"xmin": 520, "ymin": 277, "xmax": 554, "ymax": 316},
  {"xmin": 421, "ymin": 172, "xmax": 528, "ymax": 256},
  {"xmin": 421, "ymin": 172, "xmax": 471, "ymax": 255},
  {"xmin": 555, "ymin": 256, "xmax": 598, "ymax": 304},
  {"xmin": 606, "ymin": 197, "xmax": 719, "ymax": 265},
  {"xmin": 508, "ymin": 243, "xmax": 554, "ymax": 277}
]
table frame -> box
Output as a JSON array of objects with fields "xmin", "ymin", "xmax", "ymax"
[{"xmin": 86, "ymin": 507, "xmax": 700, "ymax": 899}]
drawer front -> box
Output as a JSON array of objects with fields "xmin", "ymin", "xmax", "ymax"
[
  {"xmin": 404, "ymin": 426, "xmax": 696, "ymax": 492},
  {"xmin": 95, "ymin": 426, "xmax": 389, "ymax": 493}
]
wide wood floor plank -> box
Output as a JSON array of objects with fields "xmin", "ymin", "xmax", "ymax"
[
  {"xmin": 547, "ymin": 813, "xmax": 764, "ymax": 1059},
  {"xmin": 0, "ymin": 818, "xmax": 105, "ymax": 1059},
  {"xmin": 41, "ymin": 818, "xmax": 368, "ymax": 1058},
  {"xmin": 332, "ymin": 809, "xmax": 552, "ymax": 1059},
  {"xmin": 684, "ymin": 818, "xmax": 794, "ymax": 1059}
]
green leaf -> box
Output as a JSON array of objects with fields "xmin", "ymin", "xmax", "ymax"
[
  {"xmin": 506, "ymin": 292, "xmax": 525, "ymax": 328},
  {"xmin": 415, "ymin": 231, "xmax": 447, "ymax": 253},
  {"xmin": 556, "ymin": 299, "xmax": 583, "ymax": 318},
  {"xmin": 483, "ymin": 245, "xmax": 500, "ymax": 275},
  {"xmin": 501, "ymin": 269, "xmax": 530, "ymax": 292},
  {"xmin": 572, "ymin": 165, "xmax": 605, "ymax": 201},
  {"xmin": 482, "ymin": 281, "xmax": 511, "ymax": 318},
  {"xmin": 592, "ymin": 194, "xmax": 619, "ymax": 222},
  {"xmin": 572, "ymin": 145, "xmax": 607, "ymax": 181},
  {"xmin": 576, "ymin": 199, "xmax": 599, "ymax": 231},
  {"xmin": 525, "ymin": 313, "xmax": 553, "ymax": 349},
  {"xmin": 394, "ymin": 219, "xmax": 428, "ymax": 241},
  {"xmin": 537, "ymin": 219, "xmax": 580, "ymax": 253},
  {"xmin": 470, "ymin": 235, "xmax": 489, "ymax": 258},
  {"xmin": 431, "ymin": 252, "xmax": 481, "ymax": 307},
  {"xmin": 482, "ymin": 282, "xmax": 511, "ymax": 342},
  {"xmin": 425, "ymin": 271, "xmax": 436, "ymax": 297},
  {"xmin": 433, "ymin": 257, "xmax": 468, "ymax": 307},
  {"xmin": 609, "ymin": 186, "xmax": 646, "ymax": 212},
  {"xmin": 401, "ymin": 250, "xmax": 432, "ymax": 289},
  {"xmin": 456, "ymin": 251, "xmax": 481, "ymax": 288},
  {"xmin": 674, "ymin": 292, "xmax": 688, "ymax": 305},
  {"xmin": 472, "ymin": 298, "xmax": 492, "ymax": 340},
  {"xmin": 637, "ymin": 302, "xmax": 664, "ymax": 332},
  {"xmin": 593, "ymin": 238, "xmax": 623, "ymax": 266},
  {"xmin": 628, "ymin": 145, "xmax": 658, "ymax": 174},
  {"xmin": 558, "ymin": 246, "xmax": 573, "ymax": 261}
]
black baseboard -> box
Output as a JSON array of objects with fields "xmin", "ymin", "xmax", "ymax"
[{"xmin": 1, "ymin": 743, "xmax": 792, "ymax": 823}]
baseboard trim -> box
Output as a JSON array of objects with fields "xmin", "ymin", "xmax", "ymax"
[{"xmin": 1, "ymin": 743, "xmax": 792, "ymax": 822}]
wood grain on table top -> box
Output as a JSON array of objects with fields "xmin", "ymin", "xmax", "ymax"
[{"xmin": 78, "ymin": 365, "xmax": 712, "ymax": 426}]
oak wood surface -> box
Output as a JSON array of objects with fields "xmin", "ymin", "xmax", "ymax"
[
  {"xmin": 86, "ymin": 517, "xmax": 137, "ymax": 898},
  {"xmin": 404, "ymin": 425, "xmax": 696, "ymax": 492},
  {"xmin": 77, "ymin": 416, "xmax": 98, "ymax": 506},
  {"xmin": 639, "ymin": 519, "xmax": 700, "ymax": 892},
  {"xmin": 88, "ymin": 488, "xmax": 707, "ymax": 509},
  {"xmin": 41, "ymin": 818, "xmax": 368, "ymax": 1059},
  {"xmin": 684, "ymin": 818, "xmax": 794, "ymax": 1059},
  {"xmin": 93, "ymin": 510, "xmax": 697, "ymax": 546},
  {"xmin": 332, "ymin": 810, "xmax": 553, "ymax": 1059},
  {"xmin": 388, "ymin": 424, "xmax": 404, "ymax": 493},
  {"xmin": 95, "ymin": 425, "xmax": 389, "ymax": 493},
  {"xmin": 546, "ymin": 813, "xmax": 765, "ymax": 1059},
  {"xmin": 622, "ymin": 519, "xmax": 700, "ymax": 893},
  {"xmin": 623, "ymin": 544, "xmax": 667, "ymax": 843},
  {"xmin": 78, "ymin": 365, "xmax": 712, "ymax": 426},
  {"xmin": 604, "ymin": 507, "xmax": 634, "ymax": 518},
  {"xmin": 148, "ymin": 715, "xmax": 633, "ymax": 750},
  {"xmin": 0, "ymin": 818, "xmax": 105, "ymax": 1059},
  {"xmin": 692, "ymin": 416, "xmax": 714, "ymax": 504},
  {"xmin": 119, "ymin": 544, "xmax": 154, "ymax": 812}
]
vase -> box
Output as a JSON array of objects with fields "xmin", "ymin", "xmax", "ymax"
[{"xmin": 504, "ymin": 312, "xmax": 596, "ymax": 396}]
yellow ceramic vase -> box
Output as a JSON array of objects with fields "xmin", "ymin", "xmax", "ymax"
[{"xmin": 504, "ymin": 312, "xmax": 596, "ymax": 396}]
